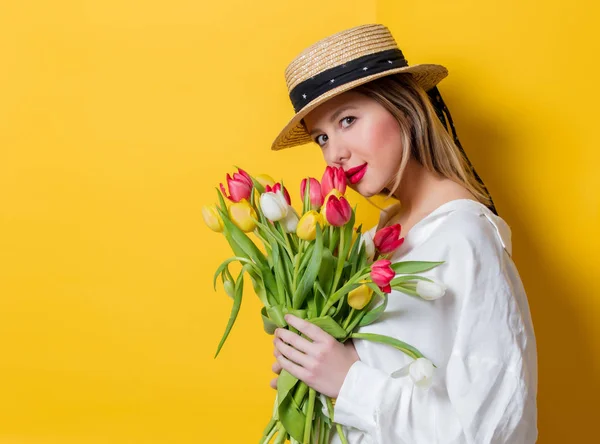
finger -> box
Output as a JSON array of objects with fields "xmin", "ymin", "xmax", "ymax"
[
  {"xmin": 274, "ymin": 336, "xmax": 310, "ymax": 368},
  {"xmin": 276, "ymin": 328, "xmax": 313, "ymax": 354},
  {"xmin": 284, "ymin": 314, "xmax": 328, "ymax": 343},
  {"xmin": 272, "ymin": 360, "xmax": 282, "ymax": 374},
  {"xmin": 276, "ymin": 350, "xmax": 309, "ymax": 383},
  {"xmin": 270, "ymin": 377, "xmax": 278, "ymax": 390}
]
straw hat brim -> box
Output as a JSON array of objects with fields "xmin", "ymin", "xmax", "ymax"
[{"xmin": 271, "ymin": 63, "xmax": 448, "ymax": 151}]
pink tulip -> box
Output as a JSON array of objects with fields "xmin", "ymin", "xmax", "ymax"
[
  {"xmin": 321, "ymin": 166, "xmax": 347, "ymax": 197},
  {"xmin": 373, "ymin": 224, "xmax": 405, "ymax": 254},
  {"xmin": 300, "ymin": 178, "xmax": 324, "ymax": 209},
  {"xmin": 324, "ymin": 194, "xmax": 352, "ymax": 227},
  {"xmin": 220, "ymin": 168, "xmax": 253, "ymax": 202},
  {"xmin": 265, "ymin": 183, "xmax": 291, "ymax": 205},
  {"xmin": 370, "ymin": 259, "xmax": 395, "ymax": 293}
]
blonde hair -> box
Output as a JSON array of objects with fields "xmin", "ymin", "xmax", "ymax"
[{"xmin": 301, "ymin": 73, "xmax": 493, "ymax": 215}]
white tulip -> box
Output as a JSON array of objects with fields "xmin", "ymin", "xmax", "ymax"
[
  {"xmin": 260, "ymin": 191, "xmax": 288, "ymax": 221},
  {"xmin": 361, "ymin": 230, "xmax": 376, "ymax": 261},
  {"xmin": 409, "ymin": 358, "xmax": 434, "ymax": 389},
  {"xmin": 391, "ymin": 357, "xmax": 434, "ymax": 390},
  {"xmin": 281, "ymin": 208, "xmax": 299, "ymax": 233},
  {"xmin": 416, "ymin": 280, "xmax": 447, "ymax": 300}
]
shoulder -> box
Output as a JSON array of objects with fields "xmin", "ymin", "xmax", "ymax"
[{"xmin": 422, "ymin": 200, "xmax": 513, "ymax": 260}]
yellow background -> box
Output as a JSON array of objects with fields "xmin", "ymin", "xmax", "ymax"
[{"xmin": 1, "ymin": 1, "xmax": 598, "ymax": 442}]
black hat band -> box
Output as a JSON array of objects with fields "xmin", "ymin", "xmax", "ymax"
[{"xmin": 289, "ymin": 48, "xmax": 408, "ymax": 113}]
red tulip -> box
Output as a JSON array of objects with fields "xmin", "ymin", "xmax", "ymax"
[
  {"xmin": 300, "ymin": 178, "xmax": 324, "ymax": 209},
  {"xmin": 324, "ymin": 194, "xmax": 352, "ymax": 227},
  {"xmin": 321, "ymin": 166, "xmax": 347, "ymax": 197},
  {"xmin": 370, "ymin": 259, "xmax": 395, "ymax": 293},
  {"xmin": 265, "ymin": 183, "xmax": 291, "ymax": 206},
  {"xmin": 220, "ymin": 168, "xmax": 253, "ymax": 202},
  {"xmin": 373, "ymin": 224, "xmax": 405, "ymax": 254}
]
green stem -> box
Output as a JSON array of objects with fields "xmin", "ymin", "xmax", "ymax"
[
  {"xmin": 342, "ymin": 308, "xmax": 355, "ymax": 330},
  {"xmin": 345, "ymin": 309, "xmax": 367, "ymax": 333},
  {"xmin": 292, "ymin": 239, "xmax": 305, "ymax": 291},
  {"xmin": 320, "ymin": 271, "xmax": 370, "ymax": 317},
  {"xmin": 260, "ymin": 418, "xmax": 278, "ymax": 444},
  {"xmin": 303, "ymin": 388, "xmax": 317, "ymax": 443},
  {"xmin": 325, "ymin": 397, "xmax": 348, "ymax": 444},
  {"xmin": 273, "ymin": 421, "xmax": 288, "ymax": 444},
  {"xmin": 294, "ymin": 381, "xmax": 309, "ymax": 406},
  {"xmin": 330, "ymin": 228, "xmax": 345, "ymax": 293}
]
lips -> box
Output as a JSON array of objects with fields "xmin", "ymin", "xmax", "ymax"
[{"xmin": 345, "ymin": 163, "xmax": 367, "ymax": 185}]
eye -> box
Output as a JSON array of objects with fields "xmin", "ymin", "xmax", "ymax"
[
  {"xmin": 315, "ymin": 134, "xmax": 328, "ymax": 146},
  {"xmin": 341, "ymin": 116, "xmax": 356, "ymax": 128}
]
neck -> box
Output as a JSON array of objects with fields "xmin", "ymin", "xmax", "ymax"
[{"xmin": 391, "ymin": 157, "xmax": 449, "ymax": 216}]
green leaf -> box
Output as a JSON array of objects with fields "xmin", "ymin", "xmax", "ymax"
[
  {"xmin": 267, "ymin": 305, "xmax": 287, "ymax": 328},
  {"xmin": 390, "ymin": 275, "xmax": 434, "ymax": 285},
  {"xmin": 359, "ymin": 285, "xmax": 388, "ymax": 327},
  {"xmin": 292, "ymin": 224, "xmax": 323, "ymax": 309},
  {"xmin": 350, "ymin": 332, "xmax": 426, "ymax": 360},
  {"xmin": 216, "ymin": 206, "xmax": 268, "ymax": 269},
  {"xmin": 277, "ymin": 370, "xmax": 306, "ymax": 442},
  {"xmin": 212, "ymin": 256, "xmax": 257, "ymax": 290},
  {"xmin": 391, "ymin": 261, "xmax": 444, "ymax": 274},
  {"xmin": 317, "ymin": 248, "xmax": 335, "ymax": 295},
  {"xmin": 308, "ymin": 316, "xmax": 348, "ymax": 339},
  {"xmin": 249, "ymin": 176, "xmax": 266, "ymax": 194},
  {"xmin": 298, "ymin": 242, "xmax": 315, "ymax": 274},
  {"xmin": 249, "ymin": 272, "xmax": 269, "ymax": 307},
  {"xmin": 261, "ymin": 306, "xmax": 279, "ymax": 334},
  {"xmin": 214, "ymin": 266, "xmax": 246, "ymax": 358}
]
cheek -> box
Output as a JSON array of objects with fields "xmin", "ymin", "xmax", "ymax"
[{"xmin": 365, "ymin": 114, "xmax": 403, "ymax": 161}]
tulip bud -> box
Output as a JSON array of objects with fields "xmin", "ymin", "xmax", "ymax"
[
  {"xmin": 347, "ymin": 282, "xmax": 374, "ymax": 310},
  {"xmin": 370, "ymin": 259, "xmax": 395, "ymax": 293},
  {"xmin": 255, "ymin": 174, "xmax": 276, "ymax": 189},
  {"xmin": 260, "ymin": 191, "xmax": 289, "ymax": 221},
  {"xmin": 223, "ymin": 280, "xmax": 235, "ymax": 299},
  {"xmin": 374, "ymin": 224, "xmax": 405, "ymax": 254},
  {"xmin": 228, "ymin": 199, "xmax": 257, "ymax": 232},
  {"xmin": 296, "ymin": 210, "xmax": 325, "ymax": 241},
  {"xmin": 323, "ymin": 194, "xmax": 352, "ymax": 227},
  {"xmin": 321, "ymin": 166, "xmax": 347, "ymax": 197},
  {"xmin": 320, "ymin": 189, "xmax": 343, "ymax": 224},
  {"xmin": 202, "ymin": 205, "xmax": 224, "ymax": 232},
  {"xmin": 281, "ymin": 208, "xmax": 300, "ymax": 233},
  {"xmin": 416, "ymin": 280, "xmax": 447, "ymax": 301},
  {"xmin": 361, "ymin": 230, "xmax": 376, "ymax": 261},
  {"xmin": 300, "ymin": 178, "xmax": 324, "ymax": 209},
  {"xmin": 266, "ymin": 183, "xmax": 291, "ymax": 206},
  {"xmin": 391, "ymin": 357, "xmax": 434, "ymax": 390},
  {"xmin": 410, "ymin": 358, "xmax": 434, "ymax": 389},
  {"xmin": 219, "ymin": 168, "xmax": 253, "ymax": 202}
]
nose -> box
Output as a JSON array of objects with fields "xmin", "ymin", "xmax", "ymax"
[{"xmin": 325, "ymin": 138, "xmax": 352, "ymax": 167}]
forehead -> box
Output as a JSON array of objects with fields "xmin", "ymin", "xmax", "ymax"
[{"xmin": 303, "ymin": 90, "xmax": 367, "ymax": 130}]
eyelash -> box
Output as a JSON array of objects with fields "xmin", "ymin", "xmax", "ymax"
[{"xmin": 315, "ymin": 116, "xmax": 356, "ymax": 147}]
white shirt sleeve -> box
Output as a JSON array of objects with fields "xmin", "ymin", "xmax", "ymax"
[{"xmin": 332, "ymin": 207, "xmax": 538, "ymax": 443}]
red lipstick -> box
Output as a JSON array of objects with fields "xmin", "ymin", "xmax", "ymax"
[{"xmin": 345, "ymin": 163, "xmax": 367, "ymax": 185}]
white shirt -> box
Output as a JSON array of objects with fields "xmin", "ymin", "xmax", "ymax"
[{"xmin": 322, "ymin": 198, "xmax": 538, "ymax": 443}]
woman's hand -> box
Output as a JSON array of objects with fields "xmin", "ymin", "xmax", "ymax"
[{"xmin": 270, "ymin": 314, "xmax": 360, "ymax": 398}]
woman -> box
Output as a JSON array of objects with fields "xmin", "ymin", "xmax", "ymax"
[{"xmin": 269, "ymin": 24, "xmax": 537, "ymax": 443}]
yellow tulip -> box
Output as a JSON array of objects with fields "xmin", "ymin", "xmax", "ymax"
[
  {"xmin": 202, "ymin": 204, "xmax": 224, "ymax": 232},
  {"xmin": 296, "ymin": 210, "xmax": 325, "ymax": 241},
  {"xmin": 347, "ymin": 282, "xmax": 374, "ymax": 310},
  {"xmin": 320, "ymin": 189, "xmax": 343, "ymax": 223},
  {"xmin": 256, "ymin": 174, "xmax": 276, "ymax": 189},
  {"xmin": 228, "ymin": 199, "xmax": 257, "ymax": 232}
]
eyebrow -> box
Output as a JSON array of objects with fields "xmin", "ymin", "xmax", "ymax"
[{"xmin": 308, "ymin": 106, "xmax": 358, "ymax": 137}]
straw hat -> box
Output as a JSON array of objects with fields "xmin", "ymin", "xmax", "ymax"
[{"xmin": 271, "ymin": 24, "xmax": 449, "ymax": 151}]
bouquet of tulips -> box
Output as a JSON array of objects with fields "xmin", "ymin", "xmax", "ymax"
[{"xmin": 202, "ymin": 166, "xmax": 447, "ymax": 444}]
